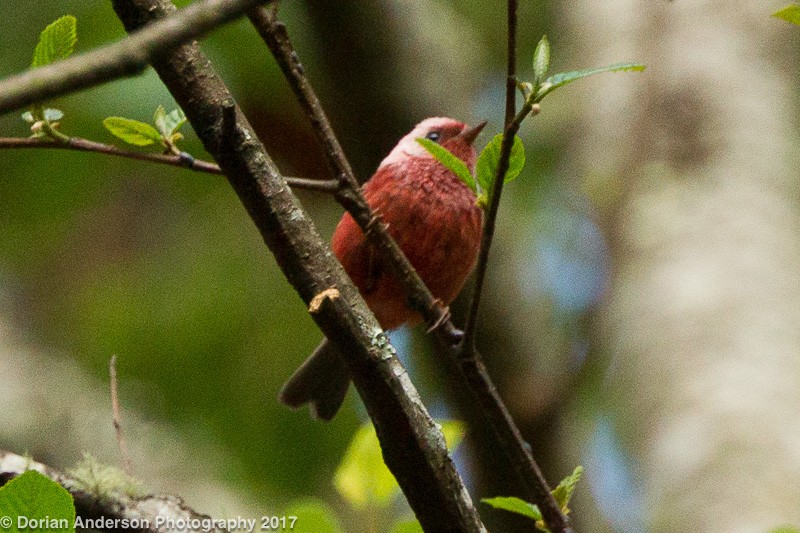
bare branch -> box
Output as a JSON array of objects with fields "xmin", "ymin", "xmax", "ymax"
[
  {"xmin": 0, "ymin": 450, "xmax": 227, "ymax": 533},
  {"xmin": 109, "ymin": 355, "xmax": 132, "ymax": 477},
  {"xmin": 0, "ymin": 0, "xmax": 268, "ymax": 115},
  {"xmin": 0, "ymin": 136, "xmax": 338, "ymax": 191}
]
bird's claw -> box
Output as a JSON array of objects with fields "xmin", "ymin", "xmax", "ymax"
[{"xmin": 426, "ymin": 300, "xmax": 451, "ymax": 333}]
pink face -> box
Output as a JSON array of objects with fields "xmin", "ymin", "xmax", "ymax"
[{"xmin": 377, "ymin": 117, "xmax": 471, "ymax": 170}]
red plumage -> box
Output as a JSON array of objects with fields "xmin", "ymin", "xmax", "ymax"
[{"xmin": 280, "ymin": 117, "xmax": 485, "ymax": 420}]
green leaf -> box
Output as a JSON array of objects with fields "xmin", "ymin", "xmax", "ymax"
[
  {"xmin": 774, "ymin": 4, "xmax": 800, "ymax": 25},
  {"xmin": 31, "ymin": 16, "xmax": 77, "ymax": 68},
  {"xmin": 334, "ymin": 423, "xmax": 402, "ymax": 509},
  {"xmin": 153, "ymin": 105, "xmax": 167, "ymax": 136},
  {"xmin": 476, "ymin": 134, "xmax": 526, "ymax": 194},
  {"xmin": 390, "ymin": 520, "xmax": 424, "ymax": 533},
  {"xmin": 532, "ymin": 35, "xmax": 551, "ymax": 87},
  {"xmin": 43, "ymin": 108, "xmax": 64, "ymax": 121},
  {"xmin": 283, "ymin": 500, "xmax": 343, "ymax": 533},
  {"xmin": 103, "ymin": 117, "xmax": 163, "ymax": 146},
  {"xmin": 482, "ymin": 496, "xmax": 542, "ymax": 522},
  {"xmin": 335, "ymin": 420, "xmax": 465, "ymax": 510},
  {"xmin": 551, "ymin": 466, "xmax": 583, "ymax": 510},
  {"xmin": 164, "ymin": 108, "xmax": 187, "ymax": 136},
  {"xmin": 0, "ymin": 470, "xmax": 75, "ymax": 533},
  {"xmin": 416, "ymin": 138, "xmax": 476, "ymax": 192},
  {"xmin": 536, "ymin": 63, "xmax": 646, "ymax": 101}
]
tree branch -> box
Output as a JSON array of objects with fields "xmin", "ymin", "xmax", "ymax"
[
  {"xmin": 0, "ymin": 450, "xmax": 227, "ymax": 533},
  {"xmin": 0, "ymin": 137, "xmax": 339, "ymax": 191},
  {"xmin": 0, "ymin": 0, "xmax": 268, "ymax": 115},
  {"xmin": 249, "ymin": 5, "xmax": 570, "ymax": 532},
  {"xmin": 109, "ymin": 0, "xmax": 485, "ymax": 531}
]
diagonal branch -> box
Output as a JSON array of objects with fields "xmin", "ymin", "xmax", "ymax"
[
  {"xmin": 247, "ymin": 7, "xmax": 462, "ymax": 343},
  {"xmin": 248, "ymin": 5, "xmax": 571, "ymax": 532},
  {"xmin": 109, "ymin": 0, "xmax": 485, "ymax": 531},
  {"xmin": 0, "ymin": 0, "xmax": 268, "ymax": 115}
]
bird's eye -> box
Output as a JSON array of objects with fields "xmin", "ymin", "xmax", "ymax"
[{"xmin": 425, "ymin": 131, "xmax": 441, "ymax": 142}]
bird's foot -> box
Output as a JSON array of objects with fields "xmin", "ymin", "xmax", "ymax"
[{"xmin": 426, "ymin": 300, "xmax": 452, "ymax": 333}]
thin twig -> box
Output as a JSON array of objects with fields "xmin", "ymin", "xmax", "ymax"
[
  {"xmin": 109, "ymin": 355, "xmax": 132, "ymax": 476},
  {"xmin": 0, "ymin": 0, "xmax": 269, "ymax": 115},
  {"xmin": 251, "ymin": 5, "xmax": 571, "ymax": 532},
  {"xmin": 248, "ymin": 7, "xmax": 462, "ymax": 343},
  {"xmin": 0, "ymin": 137, "xmax": 338, "ymax": 192},
  {"xmin": 457, "ymin": 1, "xmax": 572, "ymax": 531}
]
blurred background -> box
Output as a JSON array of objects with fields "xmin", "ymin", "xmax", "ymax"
[{"xmin": 2, "ymin": 1, "xmax": 800, "ymax": 532}]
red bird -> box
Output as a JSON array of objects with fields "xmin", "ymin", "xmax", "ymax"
[{"xmin": 280, "ymin": 117, "xmax": 486, "ymax": 420}]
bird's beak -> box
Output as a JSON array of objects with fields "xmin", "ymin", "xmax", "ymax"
[{"xmin": 458, "ymin": 120, "xmax": 487, "ymax": 145}]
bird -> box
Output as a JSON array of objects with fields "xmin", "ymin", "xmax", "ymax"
[{"xmin": 279, "ymin": 117, "xmax": 486, "ymax": 420}]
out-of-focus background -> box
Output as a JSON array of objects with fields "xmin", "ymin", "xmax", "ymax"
[{"xmin": 2, "ymin": 1, "xmax": 800, "ymax": 532}]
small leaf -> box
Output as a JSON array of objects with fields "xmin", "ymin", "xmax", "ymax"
[
  {"xmin": 43, "ymin": 108, "xmax": 64, "ymax": 121},
  {"xmin": 283, "ymin": 500, "xmax": 343, "ymax": 533},
  {"xmin": 153, "ymin": 105, "xmax": 167, "ymax": 136},
  {"xmin": 335, "ymin": 420, "xmax": 465, "ymax": 510},
  {"xmin": 164, "ymin": 108, "xmax": 187, "ymax": 136},
  {"xmin": 551, "ymin": 466, "xmax": 583, "ymax": 511},
  {"xmin": 32, "ymin": 15, "xmax": 77, "ymax": 68},
  {"xmin": 103, "ymin": 117, "xmax": 163, "ymax": 147},
  {"xmin": 334, "ymin": 423, "xmax": 403, "ymax": 509},
  {"xmin": 416, "ymin": 138, "xmax": 476, "ymax": 192},
  {"xmin": 0, "ymin": 470, "xmax": 76, "ymax": 533},
  {"xmin": 476, "ymin": 134, "xmax": 526, "ymax": 193},
  {"xmin": 536, "ymin": 63, "xmax": 646, "ymax": 101},
  {"xmin": 482, "ymin": 496, "xmax": 542, "ymax": 522},
  {"xmin": 21, "ymin": 111, "xmax": 34, "ymax": 123},
  {"xmin": 774, "ymin": 4, "xmax": 800, "ymax": 26},
  {"xmin": 390, "ymin": 520, "xmax": 424, "ymax": 533},
  {"xmin": 532, "ymin": 35, "xmax": 551, "ymax": 87}
]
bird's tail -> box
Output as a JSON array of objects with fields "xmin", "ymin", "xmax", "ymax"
[{"xmin": 278, "ymin": 339, "xmax": 350, "ymax": 421}]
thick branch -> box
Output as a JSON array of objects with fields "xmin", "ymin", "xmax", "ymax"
[
  {"xmin": 109, "ymin": 0, "xmax": 484, "ymax": 531},
  {"xmin": 0, "ymin": 0, "xmax": 267, "ymax": 115},
  {"xmin": 0, "ymin": 450, "xmax": 226, "ymax": 533}
]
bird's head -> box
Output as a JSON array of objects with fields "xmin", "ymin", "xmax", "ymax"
[{"xmin": 378, "ymin": 117, "xmax": 487, "ymax": 171}]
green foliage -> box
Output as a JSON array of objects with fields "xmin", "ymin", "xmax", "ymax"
[
  {"xmin": 31, "ymin": 15, "xmax": 77, "ymax": 68},
  {"xmin": 475, "ymin": 133, "xmax": 526, "ymax": 208},
  {"xmin": 534, "ymin": 63, "xmax": 645, "ymax": 102},
  {"xmin": 0, "ymin": 471, "xmax": 75, "ymax": 533},
  {"xmin": 416, "ymin": 138, "xmax": 476, "ymax": 192},
  {"xmin": 481, "ymin": 466, "xmax": 584, "ymax": 532},
  {"xmin": 283, "ymin": 500, "xmax": 343, "ymax": 533},
  {"xmin": 550, "ymin": 466, "xmax": 583, "ymax": 510},
  {"xmin": 482, "ymin": 496, "xmax": 542, "ymax": 521},
  {"xmin": 153, "ymin": 105, "xmax": 187, "ymax": 142},
  {"xmin": 773, "ymin": 4, "xmax": 800, "ymax": 25},
  {"xmin": 104, "ymin": 106, "xmax": 187, "ymax": 151},
  {"xmin": 389, "ymin": 520, "xmax": 424, "ymax": 533},
  {"xmin": 334, "ymin": 420, "xmax": 465, "ymax": 510},
  {"xmin": 66, "ymin": 454, "xmax": 145, "ymax": 499},
  {"xmin": 767, "ymin": 528, "xmax": 800, "ymax": 533},
  {"xmin": 103, "ymin": 116, "xmax": 163, "ymax": 146},
  {"xmin": 532, "ymin": 35, "xmax": 551, "ymax": 88}
]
